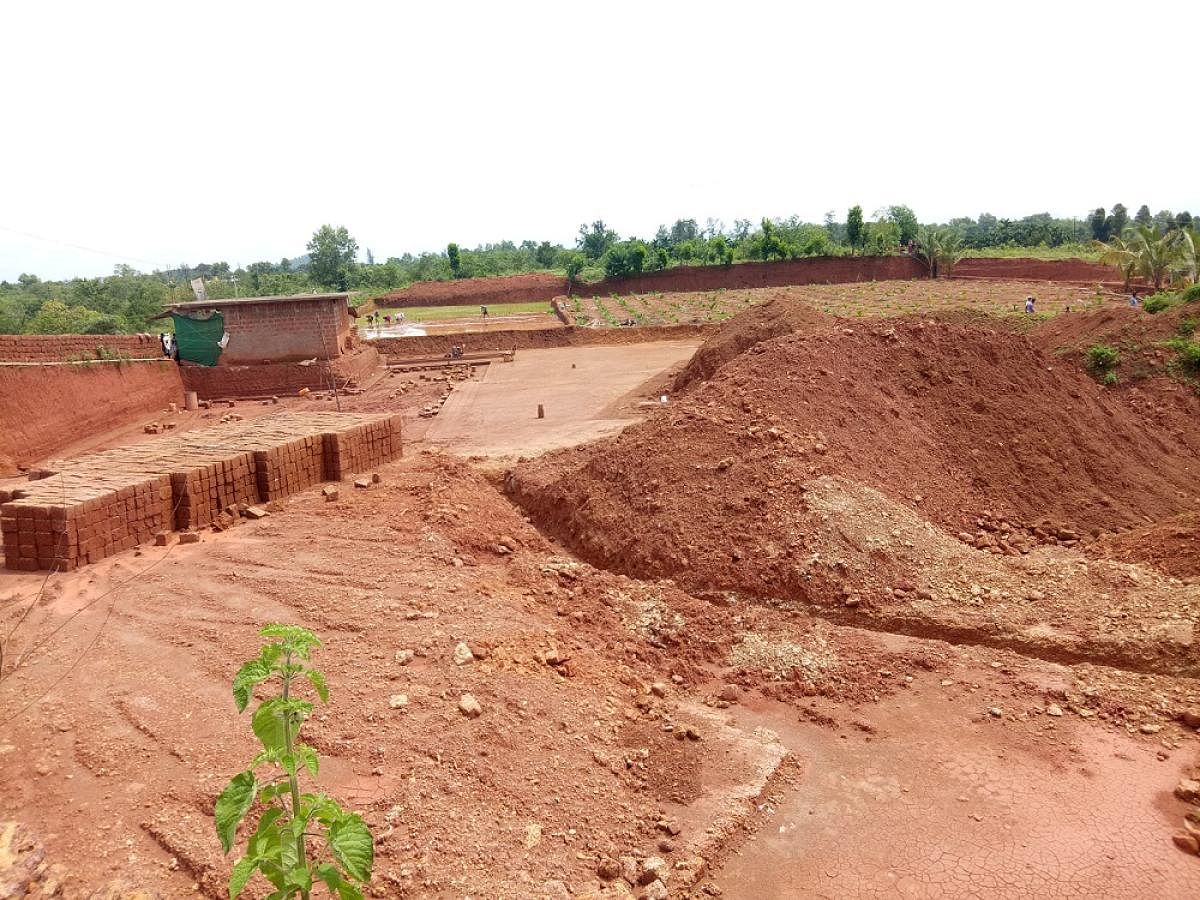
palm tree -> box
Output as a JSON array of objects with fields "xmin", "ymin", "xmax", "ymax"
[
  {"xmin": 913, "ymin": 227, "xmax": 965, "ymax": 279},
  {"xmin": 1094, "ymin": 235, "xmax": 1138, "ymax": 290},
  {"xmin": 1175, "ymin": 226, "xmax": 1199, "ymax": 285},
  {"xmin": 1127, "ymin": 225, "xmax": 1176, "ymax": 291}
]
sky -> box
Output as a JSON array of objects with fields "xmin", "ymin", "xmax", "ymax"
[{"xmin": 2, "ymin": 0, "xmax": 1197, "ymax": 281}]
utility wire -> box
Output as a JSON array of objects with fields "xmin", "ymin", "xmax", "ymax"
[{"xmin": 0, "ymin": 223, "xmax": 172, "ymax": 272}]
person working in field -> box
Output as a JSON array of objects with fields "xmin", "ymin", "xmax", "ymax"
[
  {"xmin": 480, "ymin": 305, "xmax": 489, "ymax": 317},
  {"xmin": 1129, "ymin": 291, "xmax": 1140, "ymax": 307},
  {"xmin": 1024, "ymin": 296, "xmax": 1036, "ymax": 314}
]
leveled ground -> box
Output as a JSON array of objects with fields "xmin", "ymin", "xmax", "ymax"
[{"xmin": 562, "ymin": 279, "xmax": 1123, "ymax": 329}]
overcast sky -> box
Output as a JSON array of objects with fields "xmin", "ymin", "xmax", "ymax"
[{"xmin": 2, "ymin": 0, "xmax": 1196, "ymax": 281}]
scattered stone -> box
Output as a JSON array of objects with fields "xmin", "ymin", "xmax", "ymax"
[
  {"xmin": 717, "ymin": 685, "xmax": 740, "ymax": 703},
  {"xmin": 394, "ymin": 649, "xmax": 414, "ymax": 665},
  {"xmin": 153, "ymin": 531, "xmax": 173, "ymax": 547},
  {"xmin": 642, "ymin": 879, "xmax": 669, "ymax": 899},
  {"xmin": 453, "ymin": 642, "xmax": 475, "ymax": 665},
  {"xmin": 1046, "ymin": 704, "xmax": 1064, "ymax": 717},
  {"xmin": 1139, "ymin": 723, "xmax": 1162, "ymax": 735},
  {"xmin": 322, "ymin": 486, "xmax": 339, "ymax": 502},
  {"xmin": 656, "ymin": 819, "xmax": 681, "ymax": 836},
  {"xmin": 371, "ymin": 473, "xmax": 383, "ymax": 484},
  {"xmin": 524, "ymin": 822, "xmax": 542, "ymax": 849},
  {"xmin": 1175, "ymin": 779, "xmax": 1200, "ymax": 803},
  {"xmin": 353, "ymin": 477, "xmax": 372, "ymax": 489},
  {"xmin": 179, "ymin": 532, "xmax": 201, "ymax": 544},
  {"xmin": 1180, "ymin": 710, "xmax": 1200, "ymax": 729},
  {"xmin": 388, "ymin": 694, "xmax": 408, "ymax": 709},
  {"xmin": 650, "ymin": 682, "xmax": 668, "ymax": 699},
  {"xmin": 596, "ymin": 857, "xmax": 621, "ymax": 881},
  {"xmin": 458, "ymin": 693, "xmax": 482, "ymax": 718},
  {"xmin": 988, "ymin": 707, "xmax": 1003, "ymax": 718},
  {"xmin": 639, "ymin": 856, "xmax": 668, "ymax": 885},
  {"xmin": 657, "ymin": 838, "xmax": 675, "ymax": 853},
  {"xmin": 619, "ymin": 856, "xmax": 639, "ymax": 885},
  {"xmin": 244, "ymin": 505, "xmax": 269, "ymax": 519}
]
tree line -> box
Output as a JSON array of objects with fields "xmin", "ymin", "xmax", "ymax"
[{"xmin": 1, "ymin": 202, "xmax": 1193, "ymax": 334}]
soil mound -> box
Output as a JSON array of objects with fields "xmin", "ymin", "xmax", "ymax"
[
  {"xmin": 1032, "ymin": 301, "xmax": 1199, "ymax": 379},
  {"xmin": 513, "ymin": 319, "xmax": 1200, "ymax": 621},
  {"xmin": 1091, "ymin": 511, "xmax": 1200, "ymax": 578},
  {"xmin": 672, "ymin": 295, "xmax": 831, "ymax": 390}
]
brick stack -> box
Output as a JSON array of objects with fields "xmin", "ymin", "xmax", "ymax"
[
  {"xmin": 321, "ymin": 414, "xmax": 402, "ymax": 479},
  {"xmin": 1, "ymin": 472, "xmax": 173, "ymax": 571},
  {"xmin": 1, "ymin": 411, "xmax": 402, "ymax": 571}
]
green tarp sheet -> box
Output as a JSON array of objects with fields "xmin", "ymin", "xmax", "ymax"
[{"xmin": 172, "ymin": 310, "xmax": 225, "ymax": 367}]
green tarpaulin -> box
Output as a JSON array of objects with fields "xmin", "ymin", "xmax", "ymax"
[{"xmin": 172, "ymin": 310, "xmax": 225, "ymax": 366}]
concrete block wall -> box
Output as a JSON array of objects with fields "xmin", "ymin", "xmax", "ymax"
[
  {"xmin": 0, "ymin": 334, "xmax": 159, "ymax": 363},
  {"xmin": 219, "ymin": 297, "xmax": 351, "ymax": 363}
]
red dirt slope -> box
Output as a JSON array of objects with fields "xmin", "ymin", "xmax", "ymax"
[
  {"xmin": 672, "ymin": 295, "xmax": 832, "ymax": 390},
  {"xmin": 513, "ymin": 318, "xmax": 1200, "ymax": 592}
]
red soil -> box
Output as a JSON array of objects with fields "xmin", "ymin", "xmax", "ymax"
[
  {"xmin": 512, "ymin": 315, "xmax": 1200, "ymax": 611},
  {"xmin": 1091, "ymin": 511, "xmax": 1200, "ymax": 578}
]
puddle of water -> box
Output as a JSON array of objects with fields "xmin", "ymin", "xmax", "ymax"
[{"xmin": 362, "ymin": 324, "xmax": 426, "ymax": 338}]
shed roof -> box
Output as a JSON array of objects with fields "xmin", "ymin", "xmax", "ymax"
[{"xmin": 167, "ymin": 292, "xmax": 350, "ymax": 312}]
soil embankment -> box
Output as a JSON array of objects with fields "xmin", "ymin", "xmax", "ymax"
[
  {"xmin": 0, "ymin": 361, "xmax": 184, "ymax": 474},
  {"xmin": 510, "ymin": 312, "xmax": 1200, "ymax": 673},
  {"xmin": 370, "ymin": 323, "xmax": 718, "ymax": 358}
]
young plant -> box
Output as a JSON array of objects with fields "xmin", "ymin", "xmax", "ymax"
[
  {"xmin": 215, "ymin": 625, "xmax": 374, "ymax": 899},
  {"xmin": 1087, "ymin": 343, "xmax": 1120, "ymax": 371}
]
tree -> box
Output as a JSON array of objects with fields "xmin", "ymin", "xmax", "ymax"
[
  {"xmin": 887, "ymin": 205, "xmax": 919, "ymax": 246},
  {"xmin": 1134, "ymin": 204, "xmax": 1153, "ymax": 227},
  {"xmin": 1088, "ymin": 207, "xmax": 1111, "ymax": 242},
  {"xmin": 534, "ymin": 241, "xmax": 558, "ymax": 267},
  {"xmin": 748, "ymin": 219, "xmax": 790, "ymax": 260},
  {"xmin": 1175, "ymin": 227, "xmax": 1199, "ymax": 285},
  {"xmin": 563, "ymin": 252, "xmax": 586, "ymax": 285},
  {"xmin": 1109, "ymin": 203, "xmax": 1129, "ymax": 238},
  {"xmin": 577, "ymin": 220, "xmax": 617, "ymax": 260},
  {"xmin": 707, "ymin": 235, "xmax": 734, "ymax": 266},
  {"xmin": 602, "ymin": 241, "xmax": 648, "ymax": 279},
  {"xmin": 1127, "ymin": 224, "xmax": 1175, "ymax": 290},
  {"xmin": 1176, "ymin": 211, "xmax": 1194, "ymax": 230},
  {"xmin": 1095, "ymin": 235, "xmax": 1138, "ymax": 290},
  {"xmin": 913, "ymin": 227, "xmax": 965, "ymax": 278},
  {"xmin": 447, "ymin": 243, "xmax": 463, "ymax": 278},
  {"xmin": 306, "ymin": 226, "xmax": 358, "ymax": 290},
  {"xmin": 668, "ymin": 218, "xmax": 699, "ymax": 245},
  {"xmin": 846, "ymin": 206, "xmax": 865, "ymax": 254},
  {"xmin": 365, "ymin": 248, "xmax": 375, "ymax": 266}
]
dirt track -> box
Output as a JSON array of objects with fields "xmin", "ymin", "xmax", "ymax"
[{"xmin": 3, "ymin": 296, "xmax": 1200, "ymax": 898}]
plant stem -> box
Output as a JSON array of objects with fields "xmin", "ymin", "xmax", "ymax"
[{"xmin": 281, "ymin": 651, "xmax": 310, "ymax": 900}]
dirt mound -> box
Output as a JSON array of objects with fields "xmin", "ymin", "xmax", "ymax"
[
  {"xmin": 1032, "ymin": 301, "xmax": 1199, "ymax": 380},
  {"xmin": 1091, "ymin": 511, "xmax": 1200, "ymax": 578},
  {"xmin": 672, "ymin": 295, "xmax": 832, "ymax": 390},
  {"xmin": 512, "ymin": 318, "xmax": 1200, "ymax": 670}
]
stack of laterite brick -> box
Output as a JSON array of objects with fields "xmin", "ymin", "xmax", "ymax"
[
  {"xmin": 1, "ymin": 470, "xmax": 173, "ymax": 571},
  {"xmin": 1, "ymin": 411, "xmax": 402, "ymax": 571}
]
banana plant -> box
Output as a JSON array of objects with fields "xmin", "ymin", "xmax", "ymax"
[{"xmin": 215, "ymin": 625, "xmax": 374, "ymax": 899}]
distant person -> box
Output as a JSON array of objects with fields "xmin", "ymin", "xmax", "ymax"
[
  {"xmin": 1024, "ymin": 296, "xmax": 1036, "ymax": 314},
  {"xmin": 1129, "ymin": 291, "xmax": 1140, "ymax": 307},
  {"xmin": 384, "ymin": 314, "xmax": 393, "ymax": 324},
  {"xmin": 159, "ymin": 332, "xmax": 173, "ymax": 358},
  {"xmin": 481, "ymin": 305, "xmax": 488, "ymax": 317}
]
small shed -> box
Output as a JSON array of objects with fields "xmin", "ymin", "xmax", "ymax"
[{"xmin": 165, "ymin": 293, "xmax": 354, "ymax": 366}]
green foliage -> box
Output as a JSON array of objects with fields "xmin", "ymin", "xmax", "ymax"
[
  {"xmin": 846, "ymin": 205, "xmax": 865, "ymax": 253},
  {"xmin": 1181, "ymin": 284, "xmax": 1200, "ymax": 303},
  {"xmin": 577, "ymin": 220, "xmax": 618, "ymax": 260},
  {"xmin": 563, "ymin": 252, "xmax": 586, "ymax": 285},
  {"xmin": 1178, "ymin": 318, "xmax": 1197, "ymax": 337},
  {"xmin": 602, "ymin": 241, "xmax": 648, "ymax": 279},
  {"xmin": 307, "ymin": 225, "xmax": 359, "ymax": 290},
  {"xmin": 1142, "ymin": 292, "xmax": 1176, "ymax": 314},
  {"xmin": 446, "ymin": 243, "xmax": 463, "ymax": 279},
  {"xmin": 887, "ymin": 205, "xmax": 919, "ymax": 246},
  {"xmin": 913, "ymin": 227, "xmax": 965, "ymax": 278},
  {"xmin": 1179, "ymin": 341, "xmax": 1200, "ymax": 371},
  {"xmin": 1103, "ymin": 369, "xmax": 1119, "ymax": 386},
  {"xmin": 1087, "ymin": 343, "xmax": 1120, "ymax": 370},
  {"xmin": 217, "ymin": 624, "xmax": 374, "ymax": 899}
]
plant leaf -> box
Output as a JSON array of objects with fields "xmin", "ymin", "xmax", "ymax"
[
  {"xmin": 251, "ymin": 699, "xmax": 288, "ymax": 753},
  {"xmin": 305, "ymin": 668, "xmax": 329, "ymax": 703},
  {"xmin": 328, "ymin": 813, "xmax": 374, "ymax": 882},
  {"xmin": 229, "ymin": 856, "xmax": 258, "ymax": 899},
  {"xmin": 214, "ymin": 771, "xmax": 257, "ymax": 854},
  {"xmin": 232, "ymin": 659, "xmax": 271, "ymax": 713},
  {"xmin": 296, "ymin": 744, "xmax": 319, "ymax": 778},
  {"xmin": 316, "ymin": 863, "xmax": 365, "ymax": 900}
]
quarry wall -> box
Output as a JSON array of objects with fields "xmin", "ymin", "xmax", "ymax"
[{"xmin": 0, "ymin": 333, "xmax": 161, "ymax": 363}]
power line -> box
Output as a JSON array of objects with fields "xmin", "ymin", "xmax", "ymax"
[{"xmin": 0, "ymin": 223, "xmax": 171, "ymax": 272}]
